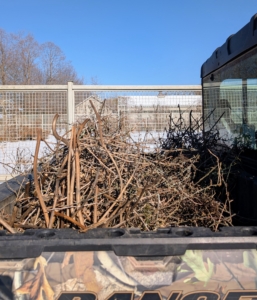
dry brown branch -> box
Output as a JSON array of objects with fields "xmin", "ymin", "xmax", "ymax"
[
  {"xmin": 94, "ymin": 186, "xmax": 98, "ymax": 224},
  {"xmin": 54, "ymin": 212, "xmax": 86, "ymax": 230},
  {"xmin": 0, "ymin": 216, "xmax": 16, "ymax": 233},
  {"xmin": 52, "ymin": 114, "xmax": 69, "ymax": 146},
  {"xmin": 66, "ymin": 125, "xmax": 73, "ymax": 216},
  {"xmin": 33, "ymin": 128, "xmax": 49, "ymax": 227},
  {"xmin": 75, "ymin": 148, "xmax": 84, "ymax": 225},
  {"xmin": 48, "ymin": 179, "xmax": 60, "ymax": 229}
]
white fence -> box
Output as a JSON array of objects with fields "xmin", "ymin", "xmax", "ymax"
[{"xmin": 0, "ymin": 83, "xmax": 202, "ymax": 180}]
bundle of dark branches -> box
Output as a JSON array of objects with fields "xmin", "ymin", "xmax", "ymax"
[
  {"xmin": 160, "ymin": 106, "xmax": 239, "ymax": 205},
  {"xmin": 0, "ymin": 102, "xmax": 233, "ymax": 233}
]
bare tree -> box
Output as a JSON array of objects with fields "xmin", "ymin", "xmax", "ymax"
[
  {"xmin": 0, "ymin": 28, "xmax": 84, "ymax": 85},
  {"xmin": 40, "ymin": 42, "xmax": 83, "ymax": 84},
  {"xmin": 12, "ymin": 33, "xmax": 41, "ymax": 84},
  {"xmin": 0, "ymin": 29, "xmax": 15, "ymax": 84}
]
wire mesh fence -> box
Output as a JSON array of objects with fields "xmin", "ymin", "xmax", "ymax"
[
  {"xmin": 0, "ymin": 84, "xmax": 202, "ymax": 180},
  {"xmin": 74, "ymin": 88, "xmax": 202, "ymax": 139},
  {"xmin": 0, "ymin": 89, "xmax": 67, "ymax": 180}
]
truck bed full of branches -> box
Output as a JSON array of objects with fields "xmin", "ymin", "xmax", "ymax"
[{"xmin": 0, "ymin": 103, "xmax": 235, "ymax": 233}]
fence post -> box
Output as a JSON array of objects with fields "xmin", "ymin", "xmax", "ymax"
[{"xmin": 67, "ymin": 81, "xmax": 74, "ymax": 131}]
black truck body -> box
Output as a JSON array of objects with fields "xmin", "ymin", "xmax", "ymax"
[{"xmin": 201, "ymin": 13, "xmax": 257, "ymax": 224}]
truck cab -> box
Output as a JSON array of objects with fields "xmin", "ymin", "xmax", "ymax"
[{"xmin": 201, "ymin": 14, "xmax": 257, "ymax": 223}]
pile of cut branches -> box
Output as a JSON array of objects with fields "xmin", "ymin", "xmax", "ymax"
[
  {"xmin": 160, "ymin": 107, "xmax": 239, "ymax": 199},
  {"xmin": 0, "ymin": 102, "xmax": 234, "ymax": 233}
]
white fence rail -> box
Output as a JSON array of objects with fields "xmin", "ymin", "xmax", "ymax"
[{"xmin": 0, "ymin": 82, "xmax": 202, "ymax": 180}]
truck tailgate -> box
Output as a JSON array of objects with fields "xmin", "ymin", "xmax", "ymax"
[{"xmin": 1, "ymin": 227, "xmax": 257, "ymax": 299}]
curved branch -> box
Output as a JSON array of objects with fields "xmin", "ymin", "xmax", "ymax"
[
  {"xmin": 54, "ymin": 211, "xmax": 87, "ymax": 230},
  {"xmin": 77, "ymin": 118, "xmax": 90, "ymax": 139},
  {"xmin": 52, "ymin": 114, "xmax": 69, "ymax": 146}
]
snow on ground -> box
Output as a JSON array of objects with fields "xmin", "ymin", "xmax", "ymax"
[
  {"xmin": 0, "ymin": 131, "xmax": 167, "ymax": 179},
  {"xmin": 0, "ymin": 132, "xmax": 63, "ymax": 179}
]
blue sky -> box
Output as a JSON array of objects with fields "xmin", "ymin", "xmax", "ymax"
[{"xmin": 0, "ymin": 0, "xmax": 256, "ymax": 85}]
